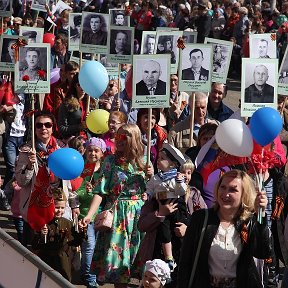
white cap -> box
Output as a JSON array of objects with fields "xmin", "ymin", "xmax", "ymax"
[
  {"xmin": 162, "ymin": 143, "xmax": 187, "ymax": 168},
  {"xmin": 145, "ymin": 259, "xmax": 171, "ymax": 286}
]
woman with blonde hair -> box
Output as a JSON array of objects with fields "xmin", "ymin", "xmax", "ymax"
[
  {"xmin": 82, "ymin": 124, "xmax": 153, "ymax": 288},
  {"xmin": 178, "ymin": 169, "xmax": 272, "ymax": 288}
]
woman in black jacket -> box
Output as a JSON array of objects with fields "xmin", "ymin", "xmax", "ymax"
[{"xmin": 178, "ymin": 169, "xmax": 272, "ymax": 288}]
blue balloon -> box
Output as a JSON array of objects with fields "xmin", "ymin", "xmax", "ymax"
[
  {"xmin": 48, "ymin": 148, "xmax": 84, "ymax": 180},
  {"xmin": 250, "ymin": 107, "xmax": 282, "ymax": 146},
  {"xmin": 79, "ymin": 61, "xmax": 109, "ymax": 99}
]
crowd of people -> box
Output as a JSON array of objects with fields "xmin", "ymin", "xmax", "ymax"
[{"xmin": 1, "ymin": 0, "xmax": 288, "ymax": 288}]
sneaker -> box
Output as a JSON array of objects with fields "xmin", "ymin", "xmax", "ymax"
[
  {"xmin": 0, "ymin": 197, "xmax": 11, "ymax": 211},
  {"xmin": 166, "ymin": 259, "xmax": 176, "ymax": 272}
]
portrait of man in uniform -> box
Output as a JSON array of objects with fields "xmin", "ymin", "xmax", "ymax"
[
  {"xmin": 0, "ymin": 0, "xmax": 10, "ymax": 11},
  {"xmin": 22, "ymin": 31, "xmax": 37, "ymax": 44},
  {"xmin": 244, "ymin": 64, "xmax": 274, "ymax": 103},
  {"xmin": 182, "ymin": 48, "xmax": 209, "ymax": 80},
  {"xmin": 136, "ymin": 60, "xmax": 166, "ymax": 95},
  {"xmin": 114, "ymin": 11, "xmax": 125, "ymax": 26},
  {"xmin": 82, "ymin": 14, "xmax": 107, "ymax": 46},
  {"xmin": 19, "ymin": 47, "xmax": 47, "ymax": 81}
]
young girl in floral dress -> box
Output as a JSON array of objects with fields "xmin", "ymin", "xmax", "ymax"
[{"xmin": 83, "ymin": 124, "xmax": 153, "ymax": 288}]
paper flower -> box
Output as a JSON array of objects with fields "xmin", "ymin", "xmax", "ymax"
[
  {"xmin": 22, "ymin": 75, "xmax": 30, "ymax": 81},
  {"xmin": 37, "ymin": 70, "xmax": 46, "ymax": 79}
]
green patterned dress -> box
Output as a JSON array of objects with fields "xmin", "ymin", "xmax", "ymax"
[{"xmin": 90, "ymin": 154, "xmax": 146, "ymax": 284}]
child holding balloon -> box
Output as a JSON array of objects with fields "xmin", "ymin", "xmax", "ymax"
[{"xmin": 77, "ymin": 137, "xmax": 107, "ymax": 288}]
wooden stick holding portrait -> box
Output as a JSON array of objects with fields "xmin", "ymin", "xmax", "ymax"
[{"xmin": 189, "ymin": 92, "xmax": 196, "ymax": 147}]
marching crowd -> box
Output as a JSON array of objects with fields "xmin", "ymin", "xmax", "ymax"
[{"xmin": 1, "ymin": 0, "xmax": 288, "ymax": 288}]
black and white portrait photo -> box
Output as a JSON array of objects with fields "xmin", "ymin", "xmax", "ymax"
[
  {"xmin": 0, "ymin": 0, "xmax": 11, "ymax": 16},
  {"xmin": 81, "ymin": 13, "xmax": 108, "ymax": 46},
  {"xmin": 244, "ymin": 64, "xmax": 274, "ymax": 103},
  {"xmin": 20, "ymin": 27, "xmax": 44, "ymax": 44},
  {"xmin": 179, "ymin": 44, "xmax": 212, "ymax": 92},
  {"xmin": 156, "ymin": 35, "xmax": 177, "ymax": 64},
  {"xmin": 182, "ymin": 31, "xmax": 197, "ymax": 44},
  {"xmin": 241, "ymin": 58, "xmax": 278, "ymax": 117},
  {"xmin": 136, "ymin": 60, "xmax": 166, "ymax": 96},
  {"xmin": 31, "ymin": 0, "xmax": 47, "ymax": 12},
  {"xmin": 204, "ymin": 38, "xmax": 233, "ymax": 84},
  {"xmin": 132, "ymin": 54, "xmax": 170, "ymax": 108},
  {"xmin": 212, "ymin": 44, "xmax": 229, "ymax": 73},
  {"xmin": 1, "ymin": 38, "xmax": 16, "ymax": 64},
  {"xmin": 0, "ymin": 35, "xmax": 23, "ymax": 71},
  {"xmin": 141, "ymin": 32, "xmax": 156, "ymax": 55},
  {"xmin": 15, "ymin": 43, "xmax": 50, "ymax": 94},
  {"xmin": 110, "ymin": 9, "xmax": 129, "ymax": 26},
  {"xmin": 19, "ymin": 47, "xmax": 47, "ymax": 81},
  {"xmin": 69, "ymin": 13, "xmax": 81, "ymax": 50},
  {"xmin": 109, "ymin": 29, "xmax": 132, "ymax": 55},
  {"xmin": 279, "ymin": 46, "xmax": 288, "ymax": 93},
  {"xmin": 249, "ymin": 33, "xmax": 277, "ymax": 59},
  {"xmin": 182, "ymin": 48, "xmax": 210, "ymax": 81}
]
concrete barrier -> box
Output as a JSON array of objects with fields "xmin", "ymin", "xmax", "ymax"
[{"xmin": 0, "ymin": 228, "xmax": 74, "ymax": 288}]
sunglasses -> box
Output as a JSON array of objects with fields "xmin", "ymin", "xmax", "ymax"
[
  {"xmin": 35, "ymin": 122, "xmax": 53, "ymax": 129},
  {"xmin": 115, "ymin": 134, "xmax": 127, "ymax": 141}
]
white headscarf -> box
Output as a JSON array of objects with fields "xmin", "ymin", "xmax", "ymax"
[{"xmin": 145, "ymin": 259, "xmax": 171, "ymax": 286}]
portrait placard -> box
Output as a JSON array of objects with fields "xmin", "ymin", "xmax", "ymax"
[
  {"xmin": 107, "ymin": 26, "xmax": 134, "ymax": 64},
  {"xmin": 132, "ymin": 54, "xmax": 170, "ymax": 108},
  {"xmin": 0, "ymin": 35, "xmax": 27, "ymax": 72},
  {"xmin": 31, "ymin": 0, "xmax": 48, "ymax": 12},
  {"xmin": 109, "ymin": 9, "xmax": 130, "ymax": 27},
  {"xmin": 278, "ymin": 46, "xmax": 288, "ymax": 95},
  {"xmin": 14, "ymin": 43, "xmax": 50, "ymax": 94},
  {"xmin": 19, "ymin": 27, "xmax": 44, "ymax": 44},
  {"xmin": 0, "ymin": 0, "xmax": 12, "ymax": 16},
  {"xmin": 69, "ymin": 13, "xmax": 82, "ymax": 51},
  {"xmin": 156, "ymin": 27, "xmax": 180, "ymax": 31},
  {"xmin": 204, "ymin": 38, "xmax": 233, "ymax": 84},
  {"xmin": 100, "ymin": 54, "xmax": 118, "ymax": 77},
  {"xmin": 155, "ymin": 31, "xmax": 183, "ymax": 74},
  {"xmin": 140, "ymin": 31, "xmax": 156, "ymax": 55},
  {"xmin": 183, "ymin": 31, "xmax": 198, "ymax": 44},
  {"xmin": 241, "ymin": 58, "xmax": 278, "ymax": 117},
  {"xmin": 80, "ymin": 12, "xmax": 109, "ymax": 54},
  {"xmin": 70, "ymin": 51, "xmax": 93, "ymax": 66},
  {"xmin": 249, "ymin": 33, "xmax": 277, "ymax": 59},
  {"xmin": 179, "ymin": 44, "xmax": 213, "ymax": 92}
]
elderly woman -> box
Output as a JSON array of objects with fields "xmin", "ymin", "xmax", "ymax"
[
  {"xmin": 15, "ymin": 111, "xmax": 64, "ymax": 231},
  {"xmin": 83, "ymin": 124, "xmax": 153, "ymax": 288},
  {"xmin": 178, "ymin": 170, "xmax": 271, "ymax": 288}
]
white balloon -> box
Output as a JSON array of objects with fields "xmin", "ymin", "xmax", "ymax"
[{"xmin": 215, "ymin": 119, "xmax": 253, "ymax": 157}]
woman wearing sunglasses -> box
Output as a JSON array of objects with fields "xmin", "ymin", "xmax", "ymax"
[
  {"xmin": 15, "ymin": 111, "xmax": 65, "ymax": 235},
  {"xmin": 82, "ymin": 124, "xmax": 153, "ymax": 288}
]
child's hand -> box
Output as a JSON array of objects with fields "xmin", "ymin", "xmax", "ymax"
[
  {"xmin": 157, "ymin": 199, "xmax": 178, "ymax": 216},
  {"xmin": 176, "ymin": 172, "xmax": 184, "ymax": 182},
  {"xmin": 41, "ymin": 224, "xmax": 48, "ymax": 236},
  {"xmin": 145, "ymin": 165, "xmax": 154, "ymax": 179},
  {"xmin": 86, "ymin": 181, "xmax": 93, "ymax": 192},
  {"xmin": 174, "ymin": 222, "xmax": 187, "ymax": 237}
]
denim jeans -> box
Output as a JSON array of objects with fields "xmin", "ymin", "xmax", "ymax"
[
  {"xmin": 13, "ymin": 217, "xmax": 24, "ymax": 244},
  {"xmin": 81, "ymin": 222, "xmax": 98, "ymax": 283},
  {"xmin": 3, "ymin": 135, "xmax": 24, "ymax": 186}
]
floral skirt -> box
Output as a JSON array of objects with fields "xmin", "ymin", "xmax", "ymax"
[{"xmin": 90, "ymin": 199, "xmax": 144, "ymax": 284}]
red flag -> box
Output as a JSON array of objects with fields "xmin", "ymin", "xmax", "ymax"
[
  {"xmin": 81, "ymin": 162, "xmax": 96, "ymax": 178},
  {"xmin": 2, "ymin": 81, "xmax": 20, "ymax": 105}
]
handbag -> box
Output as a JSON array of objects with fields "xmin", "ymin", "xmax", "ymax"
[
  {"xmin": 94, "ymin": 192, "xmax": 122, "ymax": 232},
  {"xmin": 188, "ymin": 208, "xmax": 208, "ymax": 288}
]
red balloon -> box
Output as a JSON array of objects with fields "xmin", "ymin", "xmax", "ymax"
[
  {"xmin": 43, "ymin": 33, "xmax": 55, "ymax": 48},
  {"xmin": 125, "ymin": 67, "xmax": 133, "ymax": 100}
]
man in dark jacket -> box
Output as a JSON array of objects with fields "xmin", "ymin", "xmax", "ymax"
[{"xmin": 195, "ymin": 0, "xmax": 212, "ymax": 43}]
